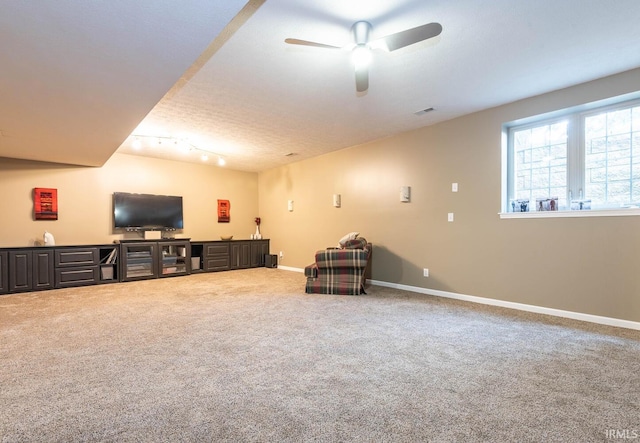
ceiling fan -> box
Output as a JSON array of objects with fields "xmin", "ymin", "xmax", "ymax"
[{"xmin": 285, "ymin": 20, "xmax": 442, "ymax": 93}]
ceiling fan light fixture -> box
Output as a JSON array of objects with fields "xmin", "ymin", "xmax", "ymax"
[
  {"xmin": 351, "ymin": 44, "xmax": 372, "ymax": 70},
  {"xmin": 284, "ymin": 18, "xmax": 442, "ymax": 93}
]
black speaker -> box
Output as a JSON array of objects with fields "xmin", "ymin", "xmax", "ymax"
[{"xmin": 265, "ymin": 254, "xmax": 278, "ymax": 268}]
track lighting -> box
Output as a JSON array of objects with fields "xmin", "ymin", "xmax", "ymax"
[{"xmin": 128, "ymin": 134, "xmax": 226, "ymax": 166}]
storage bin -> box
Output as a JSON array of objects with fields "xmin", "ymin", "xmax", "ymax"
[{"xmin": 100, "ymin": 265, "xmax": 114, "ymax": 280}]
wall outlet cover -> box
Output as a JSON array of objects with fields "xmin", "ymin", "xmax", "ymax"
[{"xmin": 400, "ymin": 186, "xmax": 411, "ymax": 202}]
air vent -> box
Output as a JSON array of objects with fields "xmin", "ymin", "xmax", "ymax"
[{"xmin": 414, "ymin": 107, "xmax": 435, "ymax": 116}]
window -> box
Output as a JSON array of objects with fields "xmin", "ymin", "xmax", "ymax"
[
  {"xmin": 505, "ymin": 97, "xmax": 640, "ymax": 214},
  {"xmin": 584, "ymin": 107, "xmax": 640, "ymax": 206}
]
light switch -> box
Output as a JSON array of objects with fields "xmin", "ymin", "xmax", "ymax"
[
  {"xmin": 448, "ymin": 213, "xmax": 454, "ymax": 222},
  {"xmin": 452, "ymin": 183, "xmax": 458, "ymax": 192}
]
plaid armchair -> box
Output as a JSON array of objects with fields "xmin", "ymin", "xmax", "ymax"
[{"xmin": 304, "ymin": 237, "xmax": 372, "ymax": 295}]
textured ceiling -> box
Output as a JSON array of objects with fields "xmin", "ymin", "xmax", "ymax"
[
  {"xmin": 3, "ymin": 1, "xmax": 640, "ymax": 172},
  {"xmin": 0, "ymin": 0, "xmax": 249, "ymax": 166}
]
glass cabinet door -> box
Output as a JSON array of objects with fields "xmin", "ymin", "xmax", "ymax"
[
  {"xmin": 159, "ymin": 242, "xmax": 189, "ymax": 276},
  {"xmin": 123, "ymin": 243, "xmax": 156, "ymax": 280}
]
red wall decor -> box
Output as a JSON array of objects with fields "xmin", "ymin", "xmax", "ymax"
[
  {"xmin": 33, "ymin": 188, "xmax": 58, "ymax": 220},
  {"xmin": 217, "ymin": 199, "xmax": 230, "ymax": 223}
]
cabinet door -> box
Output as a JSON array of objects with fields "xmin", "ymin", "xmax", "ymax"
[
  {"xmin": 9, "ymin": 250, "xmax": 32, "ymax": 292},
  {"xmin": 250, "ymin": 241, "xmax": 270, "ymax": 267},
  {"xmin": 230, "ymin": 243, "xmax": 241, "ymax": 269},
  {"xmin": 239, "ymin": 242, "xmax": 251, "ymax": 268},
  {"xmin": 33, "ymin": 250, "xmax": 54, "ymax": 290},
  {"xmin": 0, "ymin": 251, "xmax": 8, "ymax": 294},
  {"xmin": 121, "ymin": 243, "xmax": 157, "ymax": 281},
  {"xmin": 158, "ymin": 241, "xmax": 190, "ymax": 277},
  {"xmin": 230, "ymin": 242, "xmax": 251, "ymax": 269}
]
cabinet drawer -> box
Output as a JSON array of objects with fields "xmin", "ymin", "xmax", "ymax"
[
  {"xmin": 204, "ymin": 243, "xmax": 229, "ymax": 256},
  {"xmin": 55, "ymin": 248, "xmax": 99, "ymax": 267},
  {"xmin": 205, "ymin": 257, "xmax": 229, "ymax": 272},
  {"xmin": 56, "ymin": 266, "xmax": 99, "ymax": 288}
]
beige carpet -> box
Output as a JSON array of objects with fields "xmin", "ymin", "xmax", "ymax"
[{"xmin": 1, "ymin": 268, "xmax": 638, "ymax": 442}]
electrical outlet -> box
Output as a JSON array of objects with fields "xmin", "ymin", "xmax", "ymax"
[
  {"xmin": 452, "ymin": 183, "xmax": 458, "ymax": 192},
  {"xmin": 279, "ymin": 251, "xmax": 284, "ymax": 258},
  {"xmin": 448, "ymin": 213, "xmax": 454, "ymax": 222},
  {"xmin": 423, "ymin": 268, "xmax": 429, "ymax": 277}
]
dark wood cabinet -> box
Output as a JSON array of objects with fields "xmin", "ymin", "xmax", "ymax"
[
  {"xmin": 120, "ymin": 240, "xmax": 190, "ymax": 281},
  {"xmin": 191, "ymin": 240, "xmax": 269, "ymax": 272},
  {"xmin": 203, "ymin": 242, "xmax": 230, "ymax": 272},
  {"xmin": 8, "ymin": 249, "xmax": 54, "ymax": 293},
  {"xmin": 0, "ymin": 239, "xmax": 267, "ymax": 295},
  {"xmin": 1, "ymin": 246, "xmax": 117, "ymax": 294},
  {"xmin": 121, "ymin": 242, "xmax": 158, "ymax": 281},
  {"xmin": 33, "ymin": 250, "xmax": 55, "ymax": 290},
  {"xmin": 54, "ymin": 246, "xmax": 118, "ymax": 288},
  {"xmin": 55, "ymin": 247, "xmax": 99, "ymax": 288},
  {"xmin": 158, "ymin": 241, "xmax": 190, "ymax": 277},
  {"xmin": 230, "ymin": 241, "xmax": 251, "ymax": 269},
  {"xmin": 9, "ymin": 250, "xmax": 32, "ymax": 292},
  {"xmin": 0, "ymin": 251, "xmax": 8, "ymax": 294},
  {"xmin": 250, "ymin": 240, "xmax": 270, "ymax": 267}
]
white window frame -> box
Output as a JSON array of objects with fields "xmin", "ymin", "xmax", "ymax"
[{"xmin": 501, "ymin": 93, "xmax": 640, "ymax": 219}]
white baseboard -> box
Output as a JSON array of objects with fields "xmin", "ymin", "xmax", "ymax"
[
  {"xmin": 277, "ymin": 265, "xmax": 304, "ymax": 273},
  {"xmin": 370, "ymin": 279, "xmax": 640, "ymax": 331},
  {"xmin": 276, "ymin": 266, "xmax": 639, "ymax": 330}
]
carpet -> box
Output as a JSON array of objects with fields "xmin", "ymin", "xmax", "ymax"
[{"xmin": 1, "ymin": 268, "xmax": 638, "ymax": 442}]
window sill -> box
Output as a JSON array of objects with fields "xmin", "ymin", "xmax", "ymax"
[{"xmin": 499, "ymin": 208, "xmax": 640, "ymax": 219}]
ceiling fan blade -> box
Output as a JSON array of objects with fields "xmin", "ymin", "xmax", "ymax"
[
  {"xmin": 284, "ymin": 38, "xmax": 341, "ymax": 49},
  {"xmin": 378, "ymin": 22, "xmax": 442, "ymax": 52},
  {"xmin": 355, "ymin": 67, "xmax": 369, "ymax": 93}
]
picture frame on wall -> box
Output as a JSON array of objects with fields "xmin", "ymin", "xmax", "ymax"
[
  {"xmin": 33, "ymin": 187, "xmax": 58, "ymax": 220},
  {"xmin": 217, "ymin": 199, "xmax": 230, "ymax": 223}
]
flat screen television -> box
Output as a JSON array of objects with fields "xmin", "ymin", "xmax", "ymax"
[{"xmin": 113, "ymin": 192, "xmax": 183, "ymax": 230}]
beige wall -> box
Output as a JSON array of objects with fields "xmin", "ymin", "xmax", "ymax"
[
  {"xmin": 259, "ymin": 68, "xmax": 640, "ymax": 323},
  {"xmin": 0, "ymin": 153, "xmax": 258, "ymax": 247},
  {"xmin": 1, "ymin": 69, "xmax": 638, "ymax": 323}
]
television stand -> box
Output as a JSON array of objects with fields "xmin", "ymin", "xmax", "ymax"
[{"xmin": 120, "ymin": 239, "xmax": 191, "ymax": 281}]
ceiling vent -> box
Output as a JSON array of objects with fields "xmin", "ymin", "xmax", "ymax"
[{"xmin": 414, "ymin": 107, "xmax": 435, "ymax": 116}]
